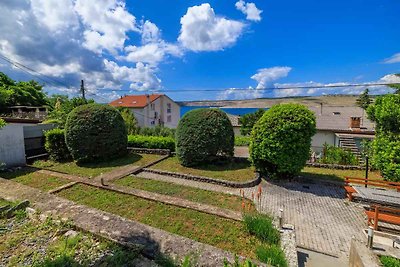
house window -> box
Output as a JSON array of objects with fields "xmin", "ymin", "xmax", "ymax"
[
  {"xmin": 154, "ymin": 111, "xmax": 158, "ymax": 118},
  {"xmin": 151, "ymin": 103, "xmax": 155, "ymax": 110},
  {"xmin": 150, "ymin": 120, "xmax": 155, "ymax": 125},
  {"xmin": 167, "ymin": 115, "xmax": 171, "ymax": 123},
  {"xmin": 167, "ymin": 103, "xmax": 172, "ymax": 113}
]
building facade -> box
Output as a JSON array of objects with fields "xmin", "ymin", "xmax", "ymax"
[{"xmin": 109, "ymin": 94, "xmax": 180, "ymax": 128}]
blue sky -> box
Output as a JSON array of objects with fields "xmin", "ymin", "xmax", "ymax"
[{"xmin": 0, "ymin": 0, "xmax": 399, "ymax": 101}]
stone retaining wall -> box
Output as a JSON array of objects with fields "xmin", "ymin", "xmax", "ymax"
[
  {"xmin": 306, "ymin": 162, "xmax": 364, "ymax": 170},
  {"xmin": 127, "ymin": 147, "xmax": 171, "ymax": 155},
  {"xmin": 142, "ymin": 168, "xmax": 261, "ymax": 188}
]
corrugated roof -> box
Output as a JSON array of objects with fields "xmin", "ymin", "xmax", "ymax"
[
  {"xmin": 109, "ymin": 94, "xmax": 162, "ymax": 108},
  {"xmin": 309, "ymin": 106, "xmax": 375, "ymax": 132}
]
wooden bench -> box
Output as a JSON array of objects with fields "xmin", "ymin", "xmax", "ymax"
[
  {"xmin": 344, "ymin": 176, "xmax": 400, "ymax": 201},
  {"xmin": 365, "ymin": 205, "xmax": 400, "ymax": 230}
]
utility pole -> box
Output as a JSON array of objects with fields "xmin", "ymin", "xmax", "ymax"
[{"xmin": 80, "ymin": 80, "xmax": 86, "ymax": 101}]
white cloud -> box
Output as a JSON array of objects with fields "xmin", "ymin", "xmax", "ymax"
[
  {"xmin": 251, "ymin": 67, "xmax": 292, "ymax": 89},
  {"xmin": 383, "ymin": 53, "xmax": 400, "ymax": 64},
  {"xmin": 74, "ymin": 0, "xmax": 138, "ymax": 54},
  {"xmin": 235, "ymin": 0, "xmax": 262, "ymax": 22},
  {"xmin": 178, "ymin": 3, "xmax": 245, "ymax": 51},
  {"xmin": 31, "ymin": 0, "xmax": 79, "ymax": 33},
  {"xmin": 123, "ymin": 20, "xmax": 183, "ymax": 65},
  {"xmin": 104, "ymin": 60, "xmax": 161, "ymax": 91}
]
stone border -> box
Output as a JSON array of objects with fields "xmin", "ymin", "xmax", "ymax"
[
  {"xmin": 142, "ymin": 168, "xmax": 261, "ymax": 188},
  {"xmin": 127, "ymin": 147, "xmax": 171, "ymax": 155},
  {"xmin": 0, "ymin": 178, "xmax": 266, "ymax": 266},
  {"xmin": 280, "ymin": 224, "xmax": 298, "ymax": 267},
  {"xmin": 306, "ymin": 162, "xmax": 364, "ymax": 170}
]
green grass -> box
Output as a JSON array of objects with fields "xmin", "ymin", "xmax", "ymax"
[
  {"xmin": 115, "ymin": 176, "xmax": 254, "ymax": 212},
  {"xmin": 380, "ymin": 256, "xmax": 400, "ymax": 267},
  {"xmin": 243, "ymin": 213, "xmax": 280, "ymax": 245},
  {"xmin": 0, "ymin": 169, "xmax": 70, "ymax": 191},
  {"xmin": 150, "ymin": 156, "xmax": 255, "ymax": 182},
  {"xmin": 235, "ymin": 136, "xmax": 250, "ymax": 146},
  {"xmin": 255, "ymin": 244, "xmax": 287, "ymax": 267},
  {"xmin": 301, "ymin": 167, "xmax": 382, "ymax": 182},
  {"xmin": 32, "ymin": 153, "xmax": 162, "ymax": 178},
  {"xmin": 57, "ymin": 184, "xmax": 260, "ymax": 258},
  {"xmin": 0, "ymin": 198, "xmax": 10, "ymax": 207}
]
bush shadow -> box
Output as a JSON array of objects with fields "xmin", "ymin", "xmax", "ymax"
[
  {"xmin": 75, "ymin": 153, "xmax": 144, "ymax": 169},
  {"xmin": 0, "ymin": 166, "xmax": 38, "ymax": 180}
]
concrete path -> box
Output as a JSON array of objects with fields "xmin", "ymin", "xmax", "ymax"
[
  {"xmin": 0, "ymin": 178, "xmax": 252, "ymax": 266},
  {"xmin": 234, "ymin": 146, "xmax": 250, "ymax": 158},
  {"xmin": 94, "ymin": 164, "xmax": 141, "ymax": 183},
  {"xmin": 136, "ymin": 171, "xmax": 366, "ymax": 257}
]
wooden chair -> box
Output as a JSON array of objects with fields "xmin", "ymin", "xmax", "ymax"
[{"xmin": 365, "ymin": 205, "xmax": 400, "ymax": 230}]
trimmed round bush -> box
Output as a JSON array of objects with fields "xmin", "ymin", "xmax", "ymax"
[
  {"xmin": 65, "ymin": 103, "xmax": 127, "ymax": 163},
  {"xmin": 250, "ymin": 103, "xmax": 316, "ymax": 178},
  {"xmin": 45, "ymin": 128, "xmax": 71, "ymax": 161},
  {"xmin": 176, "ymin": 108, "xmax": 234, "ymax": 166}
]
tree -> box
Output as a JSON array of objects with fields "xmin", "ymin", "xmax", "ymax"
[
  {"xmin": 356, "ymin": 88, "xmax": 372, "ymax": 110},
  {"xmin": 239, "ymin": 109, "xmax": 266, "ymax": 136},
  {"xmin": 367, "ymin": 94, "xmax": 400, "ymax": 181},
  {"xmin": 0, "ymin": 72, "xmax": 48, "ymax": 108},
  {"xmin": 176, "ymin": 108, "xmax": 234, "ymax": 166},
  {"xmin": 0, "ymin": 118, "xmax": 5, "ymax": 129},
  {"xmin": 250, "ymin": 104, "xmax": 316, "ymax": 178},
  {"xmin": 388, "ymin": 74, "xmax": 400, "ymax": 94},
  {"xmin": 119, "ymin": 108, "xmax": 139, "ymax": 135}
]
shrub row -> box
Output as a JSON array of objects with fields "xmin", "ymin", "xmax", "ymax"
[
  {"xmin": 235, "ymin": 136, "xmax": 250, "ymax": 146},
  {"xmin": 139, "ymin": 126, "xmax": 176, "ymax": 138},
  {"xmin": 318, "ymin": 144, "xmax": 359, "ymax": 166},
  {"xmin": 128, "ymin": 135, "xmax": 175, "ymax": 151}
]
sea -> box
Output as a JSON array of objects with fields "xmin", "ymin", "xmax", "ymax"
[{"xmin": 180, "ymin": 106, "xmax": 268, "ymax": 117}]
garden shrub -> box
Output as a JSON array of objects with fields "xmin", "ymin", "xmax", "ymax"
[
  {"xmin": 176, "ymin": 108, "xmax": 234, "ymax": 166},
  {"xmin": 367, "ymin": 94, "xmax": 400, "ymax": 181},
  {"xmin": 255, "ymin": 244, "xmax": 288, "ymax": 267},
  {"xmin": 235, "ymin": 136, "xmax": 250, "ymax": 146},
  {"xmin": 380, "ymin": 256, "xmax": 400, "ymax": 267},
  {"xmin": 0, "ymin": 118, "xmax": 5, "ymax": 128},
  {"xmin": 243, "ymin": 213, "xmax": 280, "ymax": 245},
  {"xmin": 65, "ymin": 103, "xmax": 127, "ymax": 163},
  {"xmin": 319, "ymin": 144, "xmax": 359, "ymax": 165},
  {"xmin": 44, "ymin": 128, "xmax": 71, "ymax": 161},
  {"xmin": 250, "ymin": 103, "xmax": 316, "ymax": 178},
  {"xmin": 127, "ymin": 135, "xmax": 175, "ymax": 151},
  {"xmin": 139, "ymin": 126, "xmax": 176, "ymax": 138}
]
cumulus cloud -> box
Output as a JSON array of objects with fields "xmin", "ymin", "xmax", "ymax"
[
  {"xmin": 123, "ymin": 20, "xmax": 182, "ymax": 65},
  {"xmin": 235, "ymin": 0, "xmax": 262, "ymax": 22},
  {"xmin": 178, "ymin": 3, "xmax": 245, "ymax": 51},
  {"xmin": 383, "ymin": 53, "xmax": 400, "ymax": 64},
  {"xmin": 104, "ymin": 60, "xmax": 161, "ymax": 91},
  {"xmin": 251, "ymin": 67, "xmax": 292, "ymax": 89},
  {"xmin": 74, "ymin": 0, "xmax": 138, "ymax": 54}
]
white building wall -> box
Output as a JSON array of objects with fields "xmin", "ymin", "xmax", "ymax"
[
  {"xmin": 0, "ymin": 125, "xmax": 26, "ymax": 166},
  {"xmin": 311, "ymin": 130, "xmax": 336, "ymax": 153},
  {"xmin": 129, "ymin": 108, "xmax": 146, "ymax": 128}
]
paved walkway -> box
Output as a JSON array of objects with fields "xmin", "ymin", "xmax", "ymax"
[
  {"xmin": 137, "ymin": 171, "xmax": 366, "ymax": 257},
  {"xmin": 94, "ymin": 164, "xmax": 141, "ymax": 183}
]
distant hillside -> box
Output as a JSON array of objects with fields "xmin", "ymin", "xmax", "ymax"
[{"xmin": 178, "ymin": 95, "xmax": 368, "ymax": 108}]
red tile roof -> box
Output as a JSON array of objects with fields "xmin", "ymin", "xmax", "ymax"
[{"xmin": 109, "ymin": 94, "xmax": 163, "ymax": 108}]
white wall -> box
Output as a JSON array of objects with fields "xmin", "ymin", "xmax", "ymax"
[
  {"xmin": 311, "ymin": 130, "xmax": 336, "ymax": 153},
  {"xmin": 233, "ymin": 127, "xmax": 241, "ymax": 136},
  {"xmin": 0, "ymin": 125, "xmax": 26, "ymax": 166}
]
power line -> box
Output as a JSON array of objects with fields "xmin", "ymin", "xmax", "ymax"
[
  {"xmin": 94, "ymin": 82, "xmax": 400, "ymax": 93},
  {"xmin": 0, "ymin": 52, "xmax": 75, "ymax": 90}
]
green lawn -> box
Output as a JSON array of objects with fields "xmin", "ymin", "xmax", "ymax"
[
  {"xmin": 57, "ymin": 184, "xmax": 260, "ymax": 258},
  {"xmin": 116, "ymin": 176, "xmax": 254, "ymax": 212},
  {"xmin": 0, "ymin": 198, "xmax": 10, "ymax": 207},
  {"xmin": 0, "ymin": 169, "xmax": 70, "ymax": 191},
  {"xmin": 150, "ymin": 156, "xmax": 255, "ymax": 182},
  {"xmin": 32, "ymin": 153, "xmax": 162, "ymax": 178},
  {"xmin": 301, "ymin": 167, "xmax": 382, "ymax": 182}
]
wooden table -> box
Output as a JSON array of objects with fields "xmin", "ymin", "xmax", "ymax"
[{"xmin": 354, "ymin": 186, "xmax": 400, "ymax": 207}]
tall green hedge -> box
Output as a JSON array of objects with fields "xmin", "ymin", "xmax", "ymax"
[
  {"xmin": 176, "ymin": 108, "xmax": 234, "ymax": 166},
  {"xmin": 44, "ymin": 128, "xmax": 71, "ymax": 161},
  {"xmin": 65, "ymin": 104, "xmax": 127, "ymax": 163},
  {"xmin": 128, "ymin": 135, "xmax": 175, "ymax": 151},
  {"xmin": 250, "ymin": 104, "xmax": 316, "ymax": 178}
]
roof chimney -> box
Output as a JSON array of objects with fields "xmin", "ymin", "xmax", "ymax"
[{"xmin": 350, "ymin": 117, "xmax": 361, "ymax": 130}]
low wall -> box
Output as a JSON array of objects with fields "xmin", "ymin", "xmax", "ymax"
[
  {"xmin": 0, "ymin": 125, "xmax": 26, "ymax": 166},
  {"xmin": 348, "ymin": 239, "xmax": 380, "ymax": 267}
]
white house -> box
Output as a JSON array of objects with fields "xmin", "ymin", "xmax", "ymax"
[
  {"xmin": 309, "ymin": 105, "xmax": 375, "ymax": 157},
  {"xmin": 109, "ymin": 94, "xmax": 180, "ymax": 128}
]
